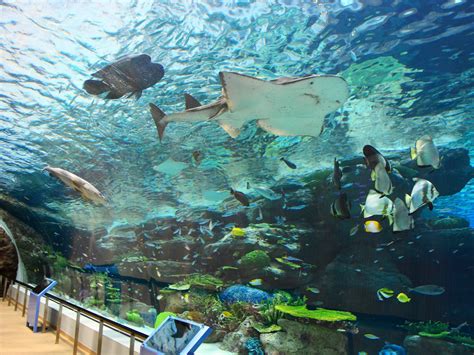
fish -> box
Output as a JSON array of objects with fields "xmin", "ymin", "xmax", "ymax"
[
  {"xmin": 396, "ymin": 292, "xmax": 411, "ymax": 303},
  {"xmin": 149, "ymin": 72, "xmax": 349, "ymax": 141},
  {"xmin": 230, "ymin": 188, "xmax": 250, "ymax": 206},
  {"xmin": 192, "ymin": 150, "xmax": 202, "ymax": 165},
  {"xmin": 363, "ymin": 145, "xmax": 391, "ymax": 172},
  {"xmin": 373, "ymin": 161, "xmax": 393, "ymax": 196},
  {"xmin": 332, "ymin": 158, "xmax": 342, "ymax": 190},
  {"xmin": 349, "ymin": 224, "xmax": 360, "ymax": 236},
  {"xmin": 275, "ymin": 257, "xmax": 301, "ymax": 269},
  {"xmin": 256, "ymin": 207, "xmax": 263, "ymax": 221},
  {"xmin": 306, "ymin": 287, "xmax": 320, "ymax": 294},
  {"xmin": 364, "ymin": 333, "xmax": 380, "ymax": 340},
  {"xmin": 364, "ymin": 220, "xmax": 382, "ymax": 233},
  {"xmin": 283, "ymin": 256, "xmax": 303, "ymax": 263},
  {"xmin": 363, "ymin": 146, "xmax": 393, "ymax": 196},
  {"xmin": 84, "ymin": 54, "xmax": 164, "ymax": 100},
  {"xmin": 249, "ymin": 278, "xmax": 263, "ymax": 286},
  {"xmin": 330, "ymin": 192, "xmax": 351, "ymax": 219},
  {"xmin": 408, "ymin": 284, "xmax": 445, "ymax": 296},
  {"xmin": 281, "ymin": 157, "xmax": 297, "ymax": 169},
  {"xmin": 392, "ymin": 198, "xmax": 415, "ymax": 233},
  {"xmin": 171, "ymin": 319, "xmax": 192, "ymax": 338},
  {"xmin": 406, "ymin": 178, "xmax": 439, "ymax": 214},
  {"xmin": 254, "ymin": 186, "xmax": 282, "ymax": 200},
  {"xmin": 411, "ymin": 135, "xmax": 440, "ymax": 169},
  {"xmin": 44, "ymin": 166, "xmax": 106, "ymax": 205},
  {"xmin": 376, "ymin": 287, "xmax": 394, "ymax": 301},
  {"xmin": 221, "ymin": 311, "xmax": 233, "ymax": 318},
  {"xmin": 231, "ymin": 227, "xmax": 246, "ymax": 237},
  {"xmin": 361, "ymin": 190, "xmax": 394, "ymax": 222}
]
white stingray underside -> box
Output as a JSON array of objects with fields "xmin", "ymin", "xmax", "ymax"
[
  {"xmin": 217, "ymin": 72, "xmax": 349, "ymax": 137},
  {"xmin": 163, "ymin": 72, "xmax": 349, "ymax": 138}
]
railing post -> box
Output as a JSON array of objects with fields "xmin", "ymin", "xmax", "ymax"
[
  {"xmin": 42, "ymin": 296, "xmax": 49, "ymax": 332},
  {"xmin": 22, "ymin": 287, "xmax": 28, "ymax": 317},
  {"xmin": 7, "ymin": 280, "xmax": 12, "ymax": 306},
  {"xmin": 97, "ymin": 320, "xmax": 104, "ymax": 355},
  {"xmin": 2, "ymin": 278, "xmax": 7, "ymax": 302},
  {"xmin": 73, "ymin": 311, "xmax": 81, "ymax": 355},
  {"xmin": 14, "ymin": 283, "xmax": 20, "ymax": 311},
  {"xmin": 129, "ymin": 332, "xmax": 135, "ymax": 355},
  {"xmin": 55, "ymin": 303, "xmax": 63, "ymax": 344}
]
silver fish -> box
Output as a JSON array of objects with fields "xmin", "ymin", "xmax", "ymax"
[
  {"xmin": 406, "ymin": 178, "xmax": 439, "ymax": 214},
  {"xmin": 392, "ymin": 198, "xmax": 414, "ymax": 232},
  {"xmin": 411, "ymin": 135, "xmax": 440, "ymax": 169}
]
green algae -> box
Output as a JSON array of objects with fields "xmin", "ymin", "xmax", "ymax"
[
  {"xmin": 154, "ymin": 311, "xmax": 176, "ymax": 328},
  {"xmin": 126, "ymin": 310, "xmax": 145, "ymax": 326},
  {"xmin": 253, "ymin": 323, "xmax": 282, "ymax": 333},
  {"xmin": 239, "ymin": 250, "xmax": 271, "ymax": 269},
  {"xmin": 275, "ymin": 305, "xmax": 356, "ymax": 322}
]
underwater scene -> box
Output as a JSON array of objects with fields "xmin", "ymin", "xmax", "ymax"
[{"xmin": 0, "ymin": 0, "xmax": 473, "ymax": 354}]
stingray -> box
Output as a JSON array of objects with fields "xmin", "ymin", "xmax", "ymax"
[{"xmin": 149, "ymin": 72, "xmax": 349, "ymax": 141}]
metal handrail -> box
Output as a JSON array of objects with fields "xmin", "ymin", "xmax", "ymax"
[{"xmin": 1, "ymin": 275, "xmax": 149, "ymax": 355}]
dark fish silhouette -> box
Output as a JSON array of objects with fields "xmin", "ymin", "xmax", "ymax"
[
  {"xmin": 280, "ymin": 157, "xmax": 297, "ymax": 169},
  {"xmin": 192, "ymin": 150, "xmax": 202, "ymax": 165},
  {"xmin": 230, "ymin": 188, "xmax": 250, "ymax": 206},
  {"xmin": 330, "ymin": 192, "xmax": 351, "ymax": 219},
  {"xmin": 171, "ymin": 319, "xmax": 192, "ymax": 339},
  {"xmin": 83, "ymin": 54, "xmax": 164, "ymax": 100},
  {"xmin": 363, "ymin": 145, "xmax": 390, "ymax": 172},
  {"xmin": 333, "ymin": 157, "xmax": 342, "ymax": 190}
]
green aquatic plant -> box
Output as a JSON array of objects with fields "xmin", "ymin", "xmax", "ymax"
[
  {"xmin": 402, "ymin": 320, "xmax": 449, "ymax": 334},
  {"xmin": 402, "ymin": 320, "xmax": 474, "ymax": 346},
  {"xmin": 239, "ymin": 250, "xmax": 271, "ymax": 270},
  {"xmin": 183, "ymin": 274, "xmax": 224, "ymax": 290},
  {"xmin": 252, "ymin": 323, "xmax": 282, "ymax": 333},
  {"xmin": 275, "ymin": 305, "xmax": 357, "ymax": 322},
  {"xmin": 168, "ymin": 283, "xmax": 191, "ymax": 291},
  {"xmin": 126, "ymin": 310, "xmax": 145, "ymax": 326},
  {"xmin": 154, "ymin": 311, "xmax": 176, "ymax": 328}
]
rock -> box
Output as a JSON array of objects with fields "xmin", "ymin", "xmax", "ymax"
[
  {"xmin": 426, "ymin": 216, "xmax": 469, "ymax": 230},
  {"xmin": 95, "ymin": 232, "xmax": 137, "ymax": 264},
  {"xmin": 0, "ymin": 227, "xmax": 18, "ymax": 281},
  {"xmin": 220, "ymin": 316, "xmax": 258, "ymax": 353},
  {"xmin": 260, "ymin": 319, "xmax": 347, "ymax": 355},
  {"xmin": 142, "ymin": 237, "xmax": 200, "ymax": 261},
  {"xmin": 219, "ymin": 285, "xmax": 273, "ymax": 304},
  {"xmin": 403, "ymin": 335, "xmax": 473, "ymax": 355},
  {"xmin": 315, "ymin": 247, "xmax": 413, "ymax": 318}
]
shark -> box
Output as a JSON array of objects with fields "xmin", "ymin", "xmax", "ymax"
[{"xmin": 149, "ymin": 71, "xmax": 349, "ymax": 141}]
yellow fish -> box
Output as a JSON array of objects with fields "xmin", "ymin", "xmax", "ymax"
[
  {"xmin": 221, "ymin": 311, "xmax": 233, "ymax": 318},
  {"xmin": 231, "ymin": 227, "xmax": 246, "ymax": 237},
  {"xmin": 364, "ymin": 220, "xmax": 382, "ymax": 233},
  {"xmin": 396, "ymin": 292, "xmax": 411, "ymax": 303}
]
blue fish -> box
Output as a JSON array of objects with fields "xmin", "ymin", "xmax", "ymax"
[{"xmin": 379, "ymin": 343, "xmax": 406, "ymax": 355}]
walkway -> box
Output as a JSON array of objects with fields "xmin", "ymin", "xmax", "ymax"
[{"xmin": 0, "ymin": 299, "xmax": 78, "ymax": 354}]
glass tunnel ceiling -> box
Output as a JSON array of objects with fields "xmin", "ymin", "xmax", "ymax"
[{"xmin": 0, "ymin": 0, "xmax": 473, "ymax": 232}]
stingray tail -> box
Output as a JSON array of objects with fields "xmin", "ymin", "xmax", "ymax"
[
  {"xmin": 149, "ymin": 103, "xmax": 168, "ymax": 142},
  {"xmin": 83, "ymin": 79, "xmax": 110, "ymax": 95}
]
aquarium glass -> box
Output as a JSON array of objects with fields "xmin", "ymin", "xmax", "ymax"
[{"xmin": 0, "ymin": 0, "xmax": 473, "ymax": 353}]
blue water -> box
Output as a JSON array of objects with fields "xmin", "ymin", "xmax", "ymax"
[{"xmin": 0, "ymin": 1, "xmax": 473, "ymax": 353}]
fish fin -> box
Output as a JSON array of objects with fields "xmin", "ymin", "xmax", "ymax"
[
  {"xmin": 218, "ymin": 120, "xmax": 241, "ymax": 138},
  {"xmin": 184, "ymin": 93, "xmax": 202, "ymax": 109},
  {"xmin": 387, "ymin": 214, "xmax": 394, "ymax": 226},
  {"xmin": 359, "ymin": 204, "xmax": 365, "ymax": 213},
  {"xmin": 370, "ymin": 170, "xmax": 376, "ymax": 181},
  {"xmin": 83, "ymin": 80, "xmax": 110, "ymax": 95},
  {"xmin": 428, "ymin": 202, "xmax": 434, "ymax": 211},
  {"xmin": 135, "ymin": 90, "xmax": 142, "ymax": 100},
  {"xmin": 405, "ymin": 194, "xmax": 411, "ymax": 206},
  {"xmin": 149, "ymin": 103, "xmax": 168, "ymax": 142},
  {"xmin": 105, "ymin": 91, "xmax": 123, "ymax": 99},
  {"xmin": 410, "ymin": 147, "xmax": 417, "ymax": 160}
]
